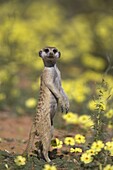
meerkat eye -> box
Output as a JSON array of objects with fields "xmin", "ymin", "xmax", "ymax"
[
  {"xmin": 44, "ymin": 48, "xmax": 49, "ymax": 53},
  {"xmin": 53, "ymin": 49, "xmax": 57, "ymax": 54}
]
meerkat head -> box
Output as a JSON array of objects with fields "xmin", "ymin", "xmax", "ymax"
[{"xmin": 39, "ymin": 47, "xmax": 61, "ymax": 60}]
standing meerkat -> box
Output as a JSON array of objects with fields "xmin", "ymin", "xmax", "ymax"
[{"xmin": 24, "ymin": 47, "xmax": 69, "ymax": 162}]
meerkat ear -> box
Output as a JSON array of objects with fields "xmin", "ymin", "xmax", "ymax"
[
  {"xmin": 58, "ymin": 51, "xmax": 61, "ymax": 58},
  {"xmin": 39, "ymin": 50, "xmax": 42, "ymax": 57}
]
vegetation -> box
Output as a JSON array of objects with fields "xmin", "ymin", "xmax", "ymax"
[{"xmin": 0, "ymin": 0, "xmax": 113, "ymax": 169}]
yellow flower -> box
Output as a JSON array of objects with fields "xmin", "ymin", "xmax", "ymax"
[
  {"xmin": 103, "ymin": 164, "xmax": 113, "ymax": 170},
  {"xmin": 25, "ymin": 98, "xmax": 37, "ymax": 108},
  {"xmin": 43, "ymin": 164, "xmax": 57, "ymax": 170},
  {"xmin": 62, "ymin": 112, "xmax": 78, "ymax": 124},
  {"xmin": 110, "ymin": 150, "xmax": 113, "ymax": 156},
  {"xmin": 81, "ymin": 54, "xmax": 105, "ymax": 70},
  {"xmin": 105, "ymin": 109, "xmax": 113, "ymax": 118},
  {"xmin": 71, "ymin": 81, "xmax": 90, "ymax": 103},
  {"xmin": 78, "ymin": 115, "xmax": 94, "ymax": 128},
  {"xmin": 75, "ymin": 134, "xmax": 86, "ymax": 144},
  {"xmin": 108, "ymin": 122, "xmax": 113, "ymax": 129},
  {"xmin": 88, "ymin": 100, "xmax": 96, "ymax": 110},
  {"xmin": 70, "ymin": 148, "xmax": 75, "ymax": 153},
  {"xmin": 91, "ymin": 140, "xmax": 104, "ymax": 152},
  {"xmin": 51, "ymin": 138, "xmax": 63, "ymax": 149},
  {"xmin": 86, "ymin": 149, "xmax": 96, "ymax": 155},
  {"xmin": 70, "ymin": 147, "xmax": 82, "ymax": 153},
  {"xmin": 75, "ymin": 94, "xmax": 86, "ymax": 103},
  {"xmin": 104, "ymin": 141, "xmax": 113, "ymax": 151},
  {"xmin": 104, "ymin": 141, "xmax": 113, "ymax": 156},
  {"xmin": 75, "ymin": 148, "xmax": 82, "ymax": 153},
  {"xmin": 80, "ymin": 152, "xmax": 93, "ymax": 164},
  {"xmin": 14, "ymin": 156, "xmax": 26, "ymax": 166},
  {"xmin": 85, "ymin": 119, "xmax": 94, "ymax": 128},
  {"xmin": 64, "ymin": 137, "xmax": 75, "ymax": 146}
]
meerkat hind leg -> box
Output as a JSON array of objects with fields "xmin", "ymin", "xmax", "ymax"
[
  {"xmin": 42, "ymin": 143, "xmax": 51, "ymax": 162},
  {"xmin": 36, "ymin": 141, "xmax": 43, "ymax": 159},
  {"xmin": 41, "ymin": 135, "xmax": 51, "ymax": 162}
]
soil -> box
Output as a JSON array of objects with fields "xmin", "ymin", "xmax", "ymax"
[{"xmin": 0, "ymin": 112, "xmax": 68, "ymax": 155}]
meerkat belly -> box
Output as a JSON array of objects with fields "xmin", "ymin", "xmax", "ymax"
[
  {"xmin": 37, "ymin": 87, "xmax": 57, "ymax": 116},
  {"xmin": 40, "ymin": 91, "xmax": 57, "ymax": 118},
  {"xmin": 49, "ymin": 93, "xmax": 57, "ymax": 118}
]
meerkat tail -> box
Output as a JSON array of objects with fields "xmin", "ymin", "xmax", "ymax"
[{"xmin": 23, "ymin": 124, "xmax": 36, "ymax": 156}]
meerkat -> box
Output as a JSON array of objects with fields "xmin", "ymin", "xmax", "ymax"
[{"xmin": 24, "ymin": 47, "xmax": 69, "ymax": 162}]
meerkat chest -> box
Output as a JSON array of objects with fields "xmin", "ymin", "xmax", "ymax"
[{"xmin": 40, "ymin": 66, "xmax": 61, "ymax": 98}]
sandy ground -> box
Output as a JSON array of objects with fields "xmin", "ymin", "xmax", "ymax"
[
  {"xmin": 0, "ymin": 112, "xmax": 32, "ymax": 154},
  {"xmin": 0, "ymin": 112, "xmax": 68, "ymax": 155}
]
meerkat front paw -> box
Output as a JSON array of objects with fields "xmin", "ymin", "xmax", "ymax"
[
  {"xmin": 65, "ymin": 99, "xmax": 70, "ymax": 113},
  {"xmin": 60, "ymin": 99, "xmax": 69, "ymax": 113}
]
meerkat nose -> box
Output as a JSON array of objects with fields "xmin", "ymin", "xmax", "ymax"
[{"xmin": 49, "ymin": 52, "xmax": 53, "ymax": 56}]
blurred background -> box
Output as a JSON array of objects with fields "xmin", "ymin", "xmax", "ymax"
[{"xmin": 0, "ymin": 0, "xmax": 113, "ymax": 116}]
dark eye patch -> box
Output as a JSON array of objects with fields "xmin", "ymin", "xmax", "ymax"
[
  {"xmin": 44, "ymin": 48, "xmax": 49, "ymax": 53},
  {"xmin": 53, "ymin": 49, "xmax": 57, "ymax": 54}
]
